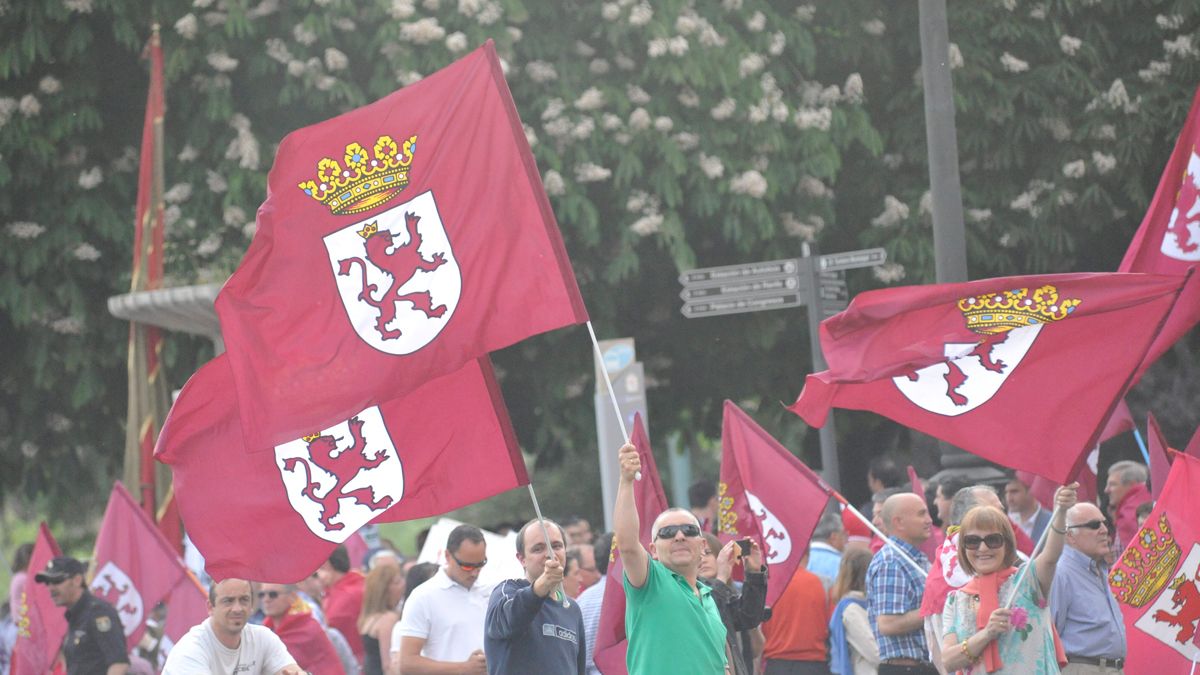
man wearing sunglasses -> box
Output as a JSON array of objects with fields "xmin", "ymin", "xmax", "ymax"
[
  {"xmin": 1050, "ymin": 503, "xmax": 1127, "ymax": 673},
  {"xmin": 393, "ymin": 524, "xmax": 491, "ymax": 675},
  {"xmin": 259, "ymin": 583, "xmax": 345, "ymax": 675},
  {"xmin": 484, "ymin": 518, "xmax": 586, "ymax": 673},
  {"xmin": 614, "ymin": 442, "xmax": 728, "ymax": 674}
]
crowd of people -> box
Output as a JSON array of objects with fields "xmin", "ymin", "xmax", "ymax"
[{"xmin": 0, "ymin": 451, "xmax": 1154, "ymax": 675}]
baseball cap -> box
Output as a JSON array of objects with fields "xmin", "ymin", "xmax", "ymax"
[{"xmin": 34, "ymin": 556, "xmax": 86, "ymax": 584}]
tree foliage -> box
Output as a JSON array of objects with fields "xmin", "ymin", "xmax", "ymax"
[{"xmin": 2, "ymin": 0, "xmax": 1198, "ymax": 528}]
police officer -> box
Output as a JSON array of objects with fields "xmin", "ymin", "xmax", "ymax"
[{"xmin": 34, "ymin": 556, "xmax": 129, "ymax": 675}]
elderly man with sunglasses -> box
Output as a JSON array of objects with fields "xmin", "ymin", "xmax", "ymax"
[
  {"xmin": 615, "ymin": 442, "xmax": 728, "ymax": 674},
  {"xmin": 259, "ymin": 583, "xmax": 345, "ymax": 675},
  {"xmin": 393, "ymin": 524, "xmax": 491, "ymax": 675},
  {"xmin": 1049, "ymin": 503, "xmax": 1127, "ymax": 674}
]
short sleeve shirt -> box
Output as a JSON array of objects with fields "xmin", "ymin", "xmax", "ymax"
[
  {"xmin": 866, "ymin": 540, "xmax": 929, "ymax": 661},
  {"xmin": 162, "ymin": 619, "xmax": 295, "ymax": 675},
  {"xmin": 62, "ymin": 592, "xmax": 129, "ymax": 675},
  {"xmin": 393, "ymin": 568, "xmax": 491, "ymax": 662},
  {"xmin": 624, "ymin": 559, "xmax": 726, "ymax": 675}
]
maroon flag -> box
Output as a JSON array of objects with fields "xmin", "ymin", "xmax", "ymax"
[
  {"xmin": 593, "ymin": 415, "xmax": 668, "ymax": 675},
  {"xmin": 1146, "ymin": 412, "xmax": 1174, "ymax": 500},
  {"xmin": 1119, "ymin": 85, "xmax": 1200, "ymax": 381},
  {"xmin": 1108, "ymin": 453, "xmax": 1200, "ymax": 669},
  {"xmin": 12, "ymin": 524, "xmax": 65, "ymax": 675},
  {"xmin": 215, "ymin": 41, "xmax": 586, "ymax": 451},
  {"xmin": 155, "ymin": 354, "xmax": 526, "ymax": 582},
  {"xmin": 1018, "ymin": 397, "xmax": 1132, "ymax": 509},
  {"xmin": 1188, "ymin": 424, "xmax": 1200, "ymax": 459},
  {"xmin": 791, "ymin": 273, "xmax": 1199, "ymax": 484},
  {"xmin": 92, "ymin": 482, "xmax": 195, "ymax": 648},
  {"xmin": 718, "ymin": 401, "xmax": 831, "ymax": 605},
  {"xmin": 162, "ymin": 572, "xmax": 208, "ymax": 649}
]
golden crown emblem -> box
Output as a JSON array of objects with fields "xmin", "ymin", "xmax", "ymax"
[
  {"xmin": 957, "ymin": 284, "xmax": 1081, "ymax": 335},
  {"xmin": 717, "ymin": 481, "xmax": 739, "ymax": 537},
  {"xmin": 1108, "ymin": 513, "xmax": 1182, "ymax": 608},
  {"xmin": 298, "ymin": 134, "xmax": 416, "ymax": 215},
  {"xmin": 302, "ymin": 433, "xmax": 321, "ymax": 443},
  {"xmin": 357, "ymin": 222, "xmax": 379, "ymax": 239}
]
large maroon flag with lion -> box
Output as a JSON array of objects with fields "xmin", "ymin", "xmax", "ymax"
[
  {"xmin": 216, "ymin": 41, "xmax": 586, "ymax": 451},
  {"xmin": 790, "ymin": 272, "xmax": 1200, "ymax": 483}
]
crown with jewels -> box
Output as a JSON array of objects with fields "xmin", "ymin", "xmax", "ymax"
[
  {"xmin": 957, "ymin": 284, "xmax": 1081, "ymax": 335},
  {"xmin": 302, "ymin": 433, "xmax": 321, "ymax": 443},
  {"xmin": 298, "ymin": 135, "xmax": 416, "ymax": 215},
  {"xmin": 717, "ymin": 481, "xmax": 739, "ymax": 537},
  {"xmin": 1108, "ymin": 512, "xmax": 1182, "ymax": 608}
]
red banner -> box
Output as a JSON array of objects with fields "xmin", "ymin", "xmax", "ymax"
[
  {"xmin": 1109, "ymin": 453, "xmax": 1200, "ymax": 669},
  {"xmin": 593, "ymin": 415, "xmax": 668, "ymax": 675},
  {"xmin": 155, "ymin": 354, "xmax": 526, "ymax": 582},
  {"xmin": 791, "ymin": 272, "xmax": 1199, "ymax": 484},
  {"xmin": 1146, "ymin": 412, "xmax": 1175, "ymax": 500},
  {"xmin": 12, "ymin": 524, "xmax": 65, "ymax": 675},
  {"xmin": 92, "ymin": 482, "xmax": 197, "ymax": 648},
  {"xmin": 214, "ymin": 41, "xmax": 586, "ymax": 451},
  {"xmin": 718, "ymin": 401, "xmax": 830, "ymax": 606}
]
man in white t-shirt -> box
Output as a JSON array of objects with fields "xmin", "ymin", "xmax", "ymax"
[
  {"xmin": 163, "ymin": 578, "xmax": 302, "ymax": 675},
  {"xmin": 391, "ymin": 524, "xmax": 491, "ymax": 674}
]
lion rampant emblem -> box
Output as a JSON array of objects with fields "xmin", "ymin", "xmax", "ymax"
[
  {"xmin": 1154, "ymin": 572, "xmax": 1200, "ymax": 645},
  {"xmin": 90, "ymin": 562, "xmax": 143, "ymax": 637},
  {"xmin": 283, "ymin": 417, "xmax": 393, "ymax": 532}
]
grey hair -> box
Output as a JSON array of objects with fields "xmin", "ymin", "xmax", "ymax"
[
  {"xmin": 948, "ymin": 485, "xmax": 998, "ymax": 527},
  {"xmin": 1108, "ymin": 460, "xmax": 1148, "ymax": 486},
  {"xmin": 813, "ymin": 513, "xmax": 845, "ymax": 540}
]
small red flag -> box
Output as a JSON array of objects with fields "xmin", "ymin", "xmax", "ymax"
[
  {"xmin": 155, "ymin": 354, "xmax": 527, "ymax": 582},
  {"xmin": 593, "ymin": 415, "xmax": 668, "ymax": 675},
  {"xmin": 1109, "ymin": 453, "xmax": 1200, "ymax": 668},
  {"xmin": 1146, "ymin": 412, "xmax": 1175, "ymax": 500},
  {"xmin": 1017, "ymin": 398, "xmax": 1132, "ymax": 509},
  {"xmin": 92, "ymin": 482, "xmax": 198, "ymax": 648},
  {"xmin": 11, "ymin": 524, "xmax": 65, "ymax": 675},
  {"xmin": 161, "ymin": 572, "xmax": 208, "ymax": 648},
  {"xmin": 215, "ymin": 41, "xmax": 586, "ymax": 451},
  {"xmin": 718, "ymin": 402, "xmax": 831, "ymax": 606},
  {"xmin": 791, "ymin": 272, "xmax": 1199, "ymax": 484}
]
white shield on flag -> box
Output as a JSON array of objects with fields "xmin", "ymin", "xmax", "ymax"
[
  {"xmin": 1159, "ymin": 151, "xmax": 1200, "ymax": 262},
  {"xmin": 90, "ymin": 561, "xmax": 144, "ymax": 637},
  {"xmin": 1133, "ymin": 543, "xmax": 1200, "ymax": 660},
  {"xmin": 324, "ymin": 190, "xmax": 462, "ymax": 355},
  {"xmin": 274, "ymin": 406, "xmax": 405, "ymax": 542},
  {"xmin": 892, "ymin": 324, "xmax": 1041, "ymax": 416},
  {"xmin": 745, "ymin": 491, "xmax": 792, "ymax": 566}
]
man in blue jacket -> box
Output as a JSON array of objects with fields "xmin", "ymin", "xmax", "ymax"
[{"xmin": 484, "ymin": 518, "xmax": 586, "ymax": 674}]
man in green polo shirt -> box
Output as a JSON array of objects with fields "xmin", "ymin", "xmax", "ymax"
[{"xmin": 614, "ymin": 442, "xmax": 728, "ymax": 674}]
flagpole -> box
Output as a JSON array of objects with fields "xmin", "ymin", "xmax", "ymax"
[
  {"xmin": 526, "ymin": 484, "xmax": 569, "ymax": 607},
  {"xmin": 1002, "ymin": 503, "xmax": 1060, "ymax": 609},
  {"xmin": 1132, "ymin": 427, "xmax": 1151, "ymax": 466},
  {"xmin": 830, "ymin": 491, "xmax": 927, "ymax": 576},
  {"xmin": 586, "ymin": 321, "xmax": 640, "ymax": 480}
]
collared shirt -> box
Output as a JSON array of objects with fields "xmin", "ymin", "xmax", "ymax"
[
  {"xmin": 1010, "ymin": 506, "xmax": 1051, "ymax": 544},
  {"xmin": 575, "ymin": 575, "xmax": 606, "ymax": 675},
  {"xmin": 866, "ymin": 539, "xmax": 930, "ymax": 662},
  {"xmin": 624, "ymin": 559, "xmax": 726, "ymax": 674},
  {"xmin": 1050, "ymin": 545, "xmax": 1126, "ymax": 659},
  {"xmin": 806, "ymin": 541, "xmax": 843, "ymax": 586},
  {"xmin": 62, "ymin": 591, "xmax": 129, "ymax": 675},
  {"xmin": 393, "ymin": 567, "xmax": 492, "ymax": 662}
]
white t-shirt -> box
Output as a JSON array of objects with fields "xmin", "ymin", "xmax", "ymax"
[
  {"xmin": 391, "ymin": 568, "xmax": 491, "ymax": 662},
  {"xmin": 162, "ymin": 618, "xmax": 295, "ymax": 675}
]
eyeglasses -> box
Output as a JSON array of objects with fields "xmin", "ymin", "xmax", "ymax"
[
  {"xmin": 451, "ymin": 553, "xmax": 487, "ymax": 571},
  {"xmin": 1068, "ymin": 520, "xmax": 1105, "ymax": 530},
  {"xmin": 962, "ymin": 534, "xmax": 1006, "ymax": 551},
  {"xmin": 656, "ymin": 524, "xmax": 702, "ymax": 540},
  {"xmin": 257, "ymin": 590, "xmax": 283, "ymax": 600}
]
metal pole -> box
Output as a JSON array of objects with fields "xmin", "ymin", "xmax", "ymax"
[
  {"xmin": 803, "ymin": 245, "xmax": 841, "ymax": 491},
  {"xmin": 919, "ymin": 0, "xmax": 968, "ymax": 284}
]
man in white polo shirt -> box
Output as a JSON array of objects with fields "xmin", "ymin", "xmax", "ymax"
[{"xmin": 391, "ymin": 524, "xmax": 491, "ymax": 674}]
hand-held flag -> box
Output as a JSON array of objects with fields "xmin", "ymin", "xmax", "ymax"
[
  {"xmin": 1146, "ymin": 412, "xmax": 1174, "ymax": 500},
  {"xmin": 11, "ymin": 524, "xmax": 65, "ymax": 675}
]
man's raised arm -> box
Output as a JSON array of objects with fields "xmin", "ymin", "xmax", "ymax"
[{"xmin": 613, "ymin": 442, "xmax": 650, "ymax": 588}]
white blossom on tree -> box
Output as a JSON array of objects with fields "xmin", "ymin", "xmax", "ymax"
[
  {"xmin": 574, "ymin": 162, "xmax": 611, "ymax": 182},
  {"xmin": 730, "ymin": 170, "xmax": 767, "ymax": 198},
  {"xmin": 78, "ymin": 167, "xmax": 103, "ymax": 189},
  {"xmin": 871, "ymin": 195, "xmax": 909, "ymax": 227},
  {"xmin": 1000, "ymin": 52, "xmax": 1029, "ymax": 73}
]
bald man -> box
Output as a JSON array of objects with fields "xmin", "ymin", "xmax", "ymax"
[
  {"xmin": 867, "ymin": 493, "xmax": 936, "ymax": 675},
  {"xmin": 1051, "ymin": 503, "xmax": 1127, "ymax": 674}
]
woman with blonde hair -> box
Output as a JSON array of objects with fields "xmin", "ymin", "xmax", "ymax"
[
  {"xmin": 940, "ymin": 484, "xmax": 1076, "ymax": 674},
  {"xmin": 828, "ymin": 547, "xmax": 879, "ymax": 675},
  {"xmin": 358, "ymin": 563, "xmax": 404, "ymax": 675}
]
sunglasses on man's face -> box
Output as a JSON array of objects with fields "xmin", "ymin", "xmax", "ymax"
[
  {"xmin": 452, "ymin": 553, "xmax": 488, "ymax": 571},
  {"xmin": 656, "ymin": 524, "xmax": 702, "ymax": 540},
  {"xmin": 257, "ymin": 590, "xmax": 283, "ymax": 600},
  {"xmin": 962, "ymin": 533, "xmax": 1006, "ymax": 551},
  {"xmin": 1068, "ymin": 519, "xmax": 1105, "ymax": 531}
]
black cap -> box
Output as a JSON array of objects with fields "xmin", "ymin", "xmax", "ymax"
[{"xmin": 34, "ymin": 556, "xmax": 86, "ymax": 584}]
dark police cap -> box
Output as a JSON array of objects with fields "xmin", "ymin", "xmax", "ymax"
[{"xmin": 34, "ymin": 556, "xmax": 86, "ymax": 584}]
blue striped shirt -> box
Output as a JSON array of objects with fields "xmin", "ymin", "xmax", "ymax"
[{"xmin": 866, "ymin": 539, "xmax": 930, "ymax": 661}]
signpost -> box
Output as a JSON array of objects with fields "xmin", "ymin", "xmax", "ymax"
[{"xmin": 679, "ymin": 247, "xmax": 887, "ymax": 489}]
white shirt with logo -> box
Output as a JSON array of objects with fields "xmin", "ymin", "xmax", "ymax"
[
  {"xmin": 391, "ymin": 568, "xmax": 492, "ymax": 662},
  {"xmin": 162, "ymin": 618, "xmax": 295, "ymax": 675}
]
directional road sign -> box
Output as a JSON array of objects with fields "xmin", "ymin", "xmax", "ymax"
[
  {"xmin": 680, "ymin": 292, "xmax": 804, "ymax": 318},
  {"xmin": 679, "ymin": 275, "xmax": 806, "ymax": 302},
  {"xmin": 817, "ymin": 247, "xmax": 887, "ymax": 272},
  {"xmin": 678, "ymin": 258, "xmax": 799, "ymax": 286}
]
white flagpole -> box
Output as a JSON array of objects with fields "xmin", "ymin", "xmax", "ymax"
[
  {"xmin": 526, "ymin": 484, "xmax": 568, "ymax": 607},
  {"xmin": 586, "ymin": 321, "xmax": 639, "ymax": 480},
  {"xmin": 837, "ymin": 496, "xmax": 928, "ymax": 577},
  {"xmin": 1002, "ymin": 503, "xmax": 1061, "ymax": 609}
]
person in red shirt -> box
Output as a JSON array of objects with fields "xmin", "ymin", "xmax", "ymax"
[
  {"xmin": 260, "ymin": 582, "xmax": 346, "ymax": 675},
  {"xmin": 761, "ymin": 552, "xmax": 830, "ymax": 674},
  {"xmin": 318, "ymin": 545, "xmax": 367, "ymax": 664},
  {"xmin": 1104, "ymin": 460, "xmax": 1151, "ymax": 551}
]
